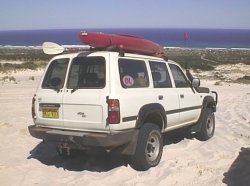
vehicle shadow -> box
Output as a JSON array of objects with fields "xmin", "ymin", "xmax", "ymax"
[
  {"xmin": 163, "ymin": 129, "xmax": 196, "ymax": 145},
  {"xmin": 27, "ymin": 142, "xmax": 129, "ymax": 172},
  {"xmin": 223, "ymin": 147, "xmax": 250, "ymax": 186},
  {"xmin": 27, "ymin": 130, "xmax": 192, "ymax": 172}
]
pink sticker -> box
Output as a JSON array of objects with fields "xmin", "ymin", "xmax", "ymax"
[{"xmin": 122, "ymin": 75, "xmax": 134, "ymax": 87}]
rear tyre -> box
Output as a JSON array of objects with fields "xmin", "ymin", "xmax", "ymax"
[
  {"xmin": 129, "ymin": 123, "xmax": 163, "ymax": 171},
  {"xmin": 196, "ymin": 108, "xmax": 215, "ymax": 141}
]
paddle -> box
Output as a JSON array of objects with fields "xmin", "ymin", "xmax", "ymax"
[{"xmin": 42, "ymin": 42, "xmax": 65, "ymax": 55}]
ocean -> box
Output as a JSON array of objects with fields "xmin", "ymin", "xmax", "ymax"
[{"xmin": 0, "ymin": 28, "xmax": 250, "ymax": 49}]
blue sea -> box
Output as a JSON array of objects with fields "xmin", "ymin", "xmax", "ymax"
[{"xmin": 0, "ymin": 28, "xmax": 250, "ymax": 49}]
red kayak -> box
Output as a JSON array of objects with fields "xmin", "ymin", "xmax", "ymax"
[{"xmin": 79, "ymin": 31, "xmax": 166, "ymax": 59}]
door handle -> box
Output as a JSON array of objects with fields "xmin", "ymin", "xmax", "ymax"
[
  {"xmin": 158, "ymin": 95, "xmax": 163, "ymax": 100},
  {"xmin": 180, "ymin": 94, "xmax": 184, "ymax": 98}
]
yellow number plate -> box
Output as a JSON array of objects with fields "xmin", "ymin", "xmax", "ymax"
[{"xmin": 42, "ymin": 109, "xmax": 59, "ymax": 119}]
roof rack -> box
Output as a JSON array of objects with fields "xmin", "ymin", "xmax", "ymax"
[{"xmin": 42, "ymin": 41, "xmax": 168, "ymax": 61}]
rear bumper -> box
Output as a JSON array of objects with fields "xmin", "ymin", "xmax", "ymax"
[{"xmin": 28, "ymin": 125, "xmax": 139, "ymax": 155}]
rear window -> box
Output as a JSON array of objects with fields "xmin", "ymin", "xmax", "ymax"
[
  {"xmin": 149, "ymin": 61, "xmax": 172, "ymax": 88},
  {"xmin": 119, "ymin": 58, "xmax": 149, "ymax": 88},
  {"xmin": 42, "ymin": 58, "xmax": 69, "ymax": 89},
  {"xmin": 67, "ymin": 57, "xmax": 105, "ymax": 89}
]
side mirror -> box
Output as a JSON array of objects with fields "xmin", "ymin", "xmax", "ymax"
[{"xmin": 192, "ymin": 78, "xmax": 200, "ymax": 88}]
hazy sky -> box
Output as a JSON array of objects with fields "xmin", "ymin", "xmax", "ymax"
[{"xmin": 1, "ymin": 0, "xmax": 250, "ymax": 30}]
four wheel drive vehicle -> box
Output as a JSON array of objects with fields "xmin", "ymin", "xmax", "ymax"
[{"xmin": 28, "ymin": 49, "xmax": 217, "ymax": 171}]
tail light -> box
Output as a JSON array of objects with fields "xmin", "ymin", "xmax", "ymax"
[
  {"xmin": 32, "ymin": 95, "xmax": 37, "ymax": 121},
  {"xmin": 107, "ymin": 99, "xmax": 120, "ymax": 124}
]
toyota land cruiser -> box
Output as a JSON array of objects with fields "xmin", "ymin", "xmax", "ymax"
[{"xmin": 28, "ymin": 49, "xmax": 217, "ymax": 171}]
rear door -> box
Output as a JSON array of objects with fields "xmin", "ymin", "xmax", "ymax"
[
  {"xmin": 62, "ymin": 54, "xmax": 110, "ymax": 132},
  {"xmin": 35, "ymin": 58, "xmax": 69, "ymax": 128},
  {"xmin": 149, "ymin": 61, "xmax": 180, "ymax": 128}
]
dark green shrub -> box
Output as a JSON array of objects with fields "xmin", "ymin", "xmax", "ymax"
[{"xmin": 234, "ymin": 76, "xmax": 250, "ymax": 84}]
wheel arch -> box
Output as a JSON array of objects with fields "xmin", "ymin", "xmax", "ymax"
[
  {"xmin": 135, "ymin": 103, "xmax": 167, "ymax": 131},
  {"xmin": 203, "ymin": 95, "xmax": 216, "ymax": 112},
  {"xmin": 189, "ymin": 95, "xmax": 216, "ymax": 133}
]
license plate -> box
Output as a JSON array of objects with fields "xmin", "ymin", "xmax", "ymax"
[{"xmin": 42, "ymin": 109, "xmax": 59, "ymax": 119}]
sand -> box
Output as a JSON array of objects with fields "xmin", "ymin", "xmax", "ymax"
[{"xmin": 0, "ymin": 70, "xmax": 249, "ymax": 186}]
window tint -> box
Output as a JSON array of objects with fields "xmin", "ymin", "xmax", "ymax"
[
  {"xmin": 119, "ymin": 58, "xmax": 149, "ymax": 88},
  {"xmin": 67, "ymin": 57, "xmax": 105, "ymax": 89},
  {"xmin": 42, "ymin": 58, "xmax": 69, "ymax": 89},
  {"xmin": 149, "ymin": 61, "xmax": 172, "ymax": 88},
  {"xmin": 169, "ymin": 64, "xmax": 190, "ymax": 88}
]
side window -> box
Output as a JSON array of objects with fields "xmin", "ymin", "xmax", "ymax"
[
  {"xmin": 119, "ymin": 58, "xmax": 149, "ymax": 88},
  {"xmin": 42, "ymin": 58, "xmax": 69, "ymax": 89},
  {"xmin": 169, "ymin": 64, "xmax": 190, "ymax": 88},
  {"xmin": 149, "ymin": 61, "xmax": 172, "ymax": 88},
  {"xmin": 67, "ymin": 57, "xmax": 105, "ymax": 89}
]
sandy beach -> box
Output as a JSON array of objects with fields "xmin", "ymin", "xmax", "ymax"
[{"xmin": 0, "ymin": 66, "xmax": 249, "ymax": 186}]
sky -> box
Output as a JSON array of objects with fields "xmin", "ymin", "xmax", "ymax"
[{"xmin": 0, "ymin": 0, "xmax": 250, "ymax": 30}]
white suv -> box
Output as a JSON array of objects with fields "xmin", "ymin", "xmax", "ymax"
[{"xmin": 29, "ymin": 50, "xmax": 217, "ymax": 171}]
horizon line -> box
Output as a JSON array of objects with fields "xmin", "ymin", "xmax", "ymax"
[{"xmin": 1, "ymin": 27, "xmax": 250, "ymax": 32}]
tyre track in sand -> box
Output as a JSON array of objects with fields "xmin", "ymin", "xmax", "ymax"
[
  {"xmin": 232, "ymin": 93, "xmax": 250, "ymax": 141},
  {"xmin": 175, "ymin": 85, "xmax": 250, "ymax": 186},
  {"xmin": 216, "ymin": 87, "xmax": 250, "ymax": 143}
]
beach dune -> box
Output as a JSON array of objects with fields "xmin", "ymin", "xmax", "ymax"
[{"xmin": 0, "ymin": 70, "xmax": 249, "ymax": 186}]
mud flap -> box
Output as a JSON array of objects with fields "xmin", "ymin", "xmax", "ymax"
[{"xmin": 115, "ymin": 130, "xmax": 139, "ymax": 155}]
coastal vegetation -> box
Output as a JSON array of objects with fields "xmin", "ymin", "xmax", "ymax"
[
  {"xmin": 167, "ymin": 48, "xmax": 250, "ymax": 70},
  {"xmin": 0, "ymin": 48, "xmax": 51, "ymax": 61},
  {"xmin": 234, "ymin": 75, "xmax": 250, "ymax": 84},
  {"xmin": 0, "ymin": 61, "xmax": 47, "ymax": 72},
  {"xmin": 0, "ymin": 75, "xmax": 17, "ymax": 84},
  {"xmin": 0, "ymin": 48, "xmax": 48, "ymax": 72},
  {"xmin": 1, "ymin": 47, "xmax": 250, "ymax": 66},
  {"xmin": 1, "ymin": 47, "xmax": 250, "ymax": 84}
]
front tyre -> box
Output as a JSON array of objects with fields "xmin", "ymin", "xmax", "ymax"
[
  {"xmin": 129, "ymin": 123, "xmax": 163, "ymax": 171},
  {"xmin": 197, "ymin": 108, "xmax": 215, "ymax": 141}
]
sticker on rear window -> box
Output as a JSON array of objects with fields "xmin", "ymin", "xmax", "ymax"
[{"xmin": 122, "ymin": 75, "xmax": 134, "ymax": 87}]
